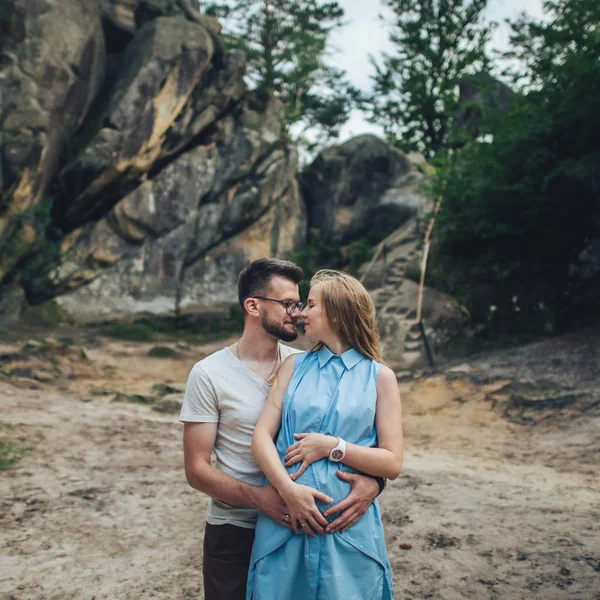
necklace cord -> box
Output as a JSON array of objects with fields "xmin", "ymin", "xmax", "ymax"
[{"xmin": 236, "ymin": 339, "xmax": 281, "ymax": 382}]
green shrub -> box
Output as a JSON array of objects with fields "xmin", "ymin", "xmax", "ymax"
[
  {"xmin": 100, "ymin": 322, "xmax": 155, "ymax": 341},
  {"xmin": 111, "ymin": 393, "xmax": 156, "ymax": 405},
  {"xmin": 147, "ymin": 346, "xmax": 178, "ymax": 358},
  {"xmin": 152, "ymin": 383, "xmax": 182, "ymax": 396},
  {"xmin": 0, "ymin": 438, "xmax": 27, "ymax": 471}
]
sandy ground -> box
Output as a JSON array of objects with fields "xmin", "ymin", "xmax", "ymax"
[{"xmin": 1, "ymin": 328, "xmax": 600, "ymax": 599}]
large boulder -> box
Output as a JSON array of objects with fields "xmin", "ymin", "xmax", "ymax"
[
  {"xmin": 300, "ymin": 135, "xmax": 427, "ymax": 244},
  {"xmin": 51, "ymin": 96, "xmax": 305, "ymax": 322},
  {"xmin": 453, "ymin": 73, "xmax": 517, "ymax": 144},
  {"xmin": 98, "ymin": 0, "xmax": 210, "ymax": 35},
  {"xmin": 0, "ymin": 0, "xmax": 105, "ymax": 280},
  {"xmin": 0, "ymin": 1, "xmax": 308, "ymax": 323},
  {"xmin": 56, "ymin": 16, "xmax": 222, "ymax": 232}
]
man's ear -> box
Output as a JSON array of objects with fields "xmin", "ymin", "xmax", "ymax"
[{"xmin": 243, "ymin": 297, "xmax": 260, "ymax": 317}]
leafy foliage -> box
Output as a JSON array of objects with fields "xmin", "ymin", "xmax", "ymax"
[
  {"xmin": 432, "ymin": 0, "xmax": 600, "ymax": 331},
  {"xmin": 98, "ymin": 307, "xmax": 246, "ymax": 343},
  {"xmin": 0, "ymin": 437, "xmax": 27, "ymax": 471},
  {"xmin": 367, "ymin": 0, "xmax": 493, "ymax": 158},
  {"xmin": 11, "ymin": 197, "xmax": 63, "ymax": 302},
  {"xmin": 203, "ymin": 0, "xmax": 358, "ymax": 148},
  {"xmin": 288, "ymin": 226, "xmax": 397, "ymax": 300}
]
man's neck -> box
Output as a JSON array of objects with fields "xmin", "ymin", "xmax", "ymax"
[{"xmin": 234, "ymin": 324, "xmax": 280, "ymax": 364}]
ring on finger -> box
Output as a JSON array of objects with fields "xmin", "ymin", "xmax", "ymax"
[
  {"xmin": 300, "ymin": 520, "xmax": 308, "ymax": 527},
  {"xmin": 283, "ymin": 514, "xmax": 290, "ymax": 523}
]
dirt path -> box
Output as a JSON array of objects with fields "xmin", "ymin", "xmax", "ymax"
[{"xmin": 1, "ymin": 331, "xmax": 600, "ymax": 599}]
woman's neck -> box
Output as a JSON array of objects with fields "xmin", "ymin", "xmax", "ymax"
[{"xmin": 322, "ymin": 336, "xmax": 350, "ymax": 356}]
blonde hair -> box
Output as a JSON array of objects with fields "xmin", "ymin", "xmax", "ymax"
[{"xmin": 310, "ymin": 269, "xmax": 384, "ymax": 363}]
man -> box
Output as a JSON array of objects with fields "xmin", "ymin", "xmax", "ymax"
[{"xmin": 181, "ymin": 258, "xmax": 382, "ymax": 600}]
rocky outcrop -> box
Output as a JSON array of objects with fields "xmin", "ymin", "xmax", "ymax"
[
  {"xmin": 361, "ymin": 220, "xmax": 469, "ymax": 372},
  {"xmin": 53, "ymin": 96, "xmax": 304, "ymax": 321},
  {"xmin": 300, "ymin": 135, "xmax": 426, "ymax": 243},
  {"xmin": 0, "ymin": 2, "xmax": 305, "ymax": 323},
  {"xmin": 0, "ymin": 0, "xmax": 106, "ymax": 280},
  {"xmin": 56, "ymin": 15, "xmax": 228, "ymax": 232},
  {"xmin": 97, "ymin": 0, "xmax": 219, "ymax": 53},
  {"xmin": 453, "ymin": 73, "xmax": 517, "ymax": 144}
]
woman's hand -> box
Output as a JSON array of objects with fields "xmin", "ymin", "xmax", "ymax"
[
  {"xmin": 285, "ymin": 433, "xmax": 338, "ymax": 480},
  {"xmin": 279, "ymin": 482, "xmax": 333, "ymax": 536}
]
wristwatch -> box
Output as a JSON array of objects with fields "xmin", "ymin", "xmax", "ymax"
[{"xmin": 329, "ymin": 437, "xmax": 346, "ymax": 462}]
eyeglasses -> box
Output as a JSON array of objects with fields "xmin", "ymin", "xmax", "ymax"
[{"xmin": 253, "ymin": 296, "xmax": 304, "ymax": 315}]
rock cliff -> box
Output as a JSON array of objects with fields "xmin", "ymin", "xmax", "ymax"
[
  {"xmin": 1, "ymin": 0, "xmax": 305, "ymax": 322},
  {"xmin": 0, "ymin": 0, "xmax": 468, "ymax": 371}
]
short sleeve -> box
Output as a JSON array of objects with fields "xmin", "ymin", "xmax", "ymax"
[{"xmin": 179, "ymin": 363, "xmax": 219, "ymax": 423}]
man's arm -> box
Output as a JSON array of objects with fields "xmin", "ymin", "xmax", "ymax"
[{"xmin": 183, "ymin": 421, "xmax": 291, "ymax": 526}]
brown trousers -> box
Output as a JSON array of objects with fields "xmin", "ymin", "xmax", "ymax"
[{"xmin": 203, "ymin": 523, "xmax": 256, "ymax": 600}]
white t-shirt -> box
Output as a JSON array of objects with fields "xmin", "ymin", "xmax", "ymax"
[{"xmin": 179, "ymin": 343, "xmax": 302, "ymax": 529}]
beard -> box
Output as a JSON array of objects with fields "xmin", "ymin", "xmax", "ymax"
[{"xmin": 261, "ymin": 313, "xmax": 298, "ymax": 342}]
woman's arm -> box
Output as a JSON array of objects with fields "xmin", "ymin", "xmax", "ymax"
[
  {"xmin": 251, "ymin": 356, "xmax": 298, "ymax": 495},
  {"xmin": 284, "ymin": 365, "xmax": 403, "ymax": 480},
  {"xmin": 251, "ymin": 355, "xmax": 333, "ymax": 535}
]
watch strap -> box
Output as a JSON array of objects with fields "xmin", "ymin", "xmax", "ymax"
[{"xmin": 329, "ymin": 437, "xmax": 346, "ymax": 462}]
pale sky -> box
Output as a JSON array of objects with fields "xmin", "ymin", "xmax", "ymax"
[{"xmin": 330, "ymin": 0, "xmax": 546, "ymax": 143}]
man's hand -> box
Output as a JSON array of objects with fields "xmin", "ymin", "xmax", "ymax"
[
  {"xmin": 253, "ymin": 484, "xmax": 293, "ymax": 530},
  {"xmin": 323, "ymin": 471, "xmax": 379, "ymax": 533}
]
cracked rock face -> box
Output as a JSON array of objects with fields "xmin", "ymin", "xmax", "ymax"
[
  {"xmin": 0, "ymin": 2, "xmax": 306, "ymax": 323},
  {"xmin": 0, "ymin": 0, "xmax": 106, "ymax": 279},
  {"xmin": 300, "ymin": 135, "xmax": 426, "ymax": 244},
  {"xmin": 52, "ymin": 97, "xmax": 305, "ymax": 322}
]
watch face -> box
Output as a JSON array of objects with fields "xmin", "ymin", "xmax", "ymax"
[{"xmin": 331, "ymin": 449, "xmax": 344, "ymax": 461}]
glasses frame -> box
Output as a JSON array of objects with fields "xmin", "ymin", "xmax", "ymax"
[{"xmin": 252, "ymin": 296, "xmax": 304, "ymax": 316}]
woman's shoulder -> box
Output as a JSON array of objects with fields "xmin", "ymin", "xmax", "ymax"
[{"xmin": 374, "ymin": 363, "xmax": 397, "ymax": 389}]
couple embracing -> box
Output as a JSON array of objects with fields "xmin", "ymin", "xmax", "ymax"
[{"xmin": 181, "ymin": 258, "xmax": 403, "ymax": 600}]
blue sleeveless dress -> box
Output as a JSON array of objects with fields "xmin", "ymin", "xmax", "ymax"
[{"xmin": 246, "ymin": 346, "xmax": 394, "ymax": 600}]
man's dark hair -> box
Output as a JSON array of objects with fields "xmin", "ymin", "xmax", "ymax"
[{"xmin": 238, "ymin": 258, "xmax": 304, "ymax": 311}]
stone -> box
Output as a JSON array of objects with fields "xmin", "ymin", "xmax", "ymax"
[
  {"xmin": 57, "ymin": 16, "xmax": 216, "ymax": 231},
  {"xmin": 0, "ymin": 284, "xmax": 26, "ymax": 327},
  {"xmin": 300, "ymin": 135, "xmax": 426, "ymax": 243},
  {"xmin": 98, "ymin": 0, "xmax": 205, "ymax": 34},
  {"xmin": 453, "ymin": 73, "xmax": 517, "ymax": 144},
  {"xmin": 0, "ymin": 0, "xmax": 105, "ymax": 280},
  {"xmin": 53, "ymin": 97, "xmax": 305, "ymax": 322}
]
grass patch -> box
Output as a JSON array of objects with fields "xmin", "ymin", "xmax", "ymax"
[
  {"xmin": 147, "ymin": 346, "xmax": 178, "ymax": 358},
  {"xmin": 152, "ymin": 383, "xmax": 182, "ymax": 396},
  {"xmin": 111, "ymin": 392, "xmax": 156, "ymax": 405},
  {"xmin": 101, "ymin": 322, "xmax": 155, "ymax": 341},
  {"xmin": 97, "ymin": 306, "xmax": 245, "ymax": 344},
  {"xmin": 0, "ymin": 438, "xmax": 28, "ymax": 471},
  {"xmin": 21, "ymin": 300, "xmax": 70, "ymax": 328},
  {"xmin": 91, "ymin": 387, "xmax": 114, "ymax": 396},
  {"xmin": 152, "ymin": 399, "xmax": 182, "ymax": 414}
]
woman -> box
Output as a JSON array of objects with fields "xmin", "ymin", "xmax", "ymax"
[{"xmin": 248, "ymin": 269, "xmax": 403, "ymax": 600}]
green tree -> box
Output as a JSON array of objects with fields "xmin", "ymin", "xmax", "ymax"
[
  {"xmin": 503, "ymin": 0, "xmax": 600, "ymax": 90},
  {"xmin": 432, "ymin": 0, "xmax": 600, "ymax": 331},
  {"xmin": 204, "ymin": 0, "xmax": 358, "ymax": 147},
  {"xmin": 367, "ymin": 0, "xmax": 493, "ymax": 158}
]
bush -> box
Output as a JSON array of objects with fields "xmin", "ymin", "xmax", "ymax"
[
  {"xmin": 101, "ymin": 322, "xmax": 155, "ymax": 341},
  {"xmin": 432, "ymin": 0, "xmax": 600, "ymax": 332},
  {"xmin": 0, "ymin": 438, "xmax": 27, "ymax": 471},
  {"xmin": 147, "ymin": 346, "xmax": 178, "ymax": 358}
]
